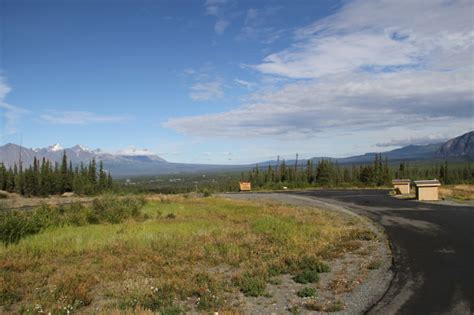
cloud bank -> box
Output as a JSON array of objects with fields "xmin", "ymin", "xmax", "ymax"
[
  {"xmin": 40, "ymin": 111, "xmax": 129, "ymax": 125},
  {"xmin": 166, "ymin": 0, "xmax": 474, "ymax": 141}
]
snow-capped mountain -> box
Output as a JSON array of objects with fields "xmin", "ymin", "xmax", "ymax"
[{"xmin": 0, "ymin": 144, "xmax": 167, "ymax": 168}]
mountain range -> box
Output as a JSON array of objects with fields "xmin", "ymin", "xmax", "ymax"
[{"xmin": 1, "ymin": 131, "xmax": 472, "ymax": 177}]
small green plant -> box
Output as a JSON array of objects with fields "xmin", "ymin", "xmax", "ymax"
[
  {"xmin": 327, "ymin": 300, "xmax": 344, "ymax": 312},
  {"xmin": 305, "ymin": 299, "xmax": 344, "ymax": 312},
  {"xmin": 294, "ymin": 256, "xmax": 330, "ymax": 273},
  {"xmin": 192, "ymin": 273, "xmax": 223, "ymax": 310},
  {"xmin": 297, "ymin": 287, "xmax": 316, "ymax": 298},
  {"xmin": 293, "ymin": 270, "xmax": 319, "ymax": 284},
  {"xmin": 202, "ymin": 189, "xmax": 212, "ymax": 197},
  {"xmin": 233, "ymin": 272, "xmax": 267, "ymax": 297}
]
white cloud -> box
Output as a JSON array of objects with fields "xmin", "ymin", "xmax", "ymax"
[
  {"xmin": 40, "ymin": 111, "xmax": 129, "ymax": 125},
  {"xmin": 204, "ymin": 0, "xmax": 231, "ymax": 35},
  {"xmin": 0, "ymin": 77, "xmax": 30, "ymax": 137},
  {"xmin": 214, "ymin": 19, "xmax": 230, "ymax": 35},
  {"xmin": 234, "ymin": 78, "xmax": 254, "ymax": 88},
  {"xmin": 166, "ymin": 0, "xmax": 474, "ymax": 142},
  {"xmin": 376, "ymin": 134, "xmax": 451, "ymax": 148},
  {"xmin": 255, "ymin": 0, "xmax": 473, "ymax": 79},
  {"xmin": 189, "ymin": 80, "xmax": 224, "ymax": 101},
  {"xmin": 236, "ymin": 6, "xmax": 285, "ymax": 44}
]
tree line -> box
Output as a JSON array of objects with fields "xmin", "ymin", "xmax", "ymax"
[
  {"xmin": 0, "ymin": 152, "xmax": 113, "ymax": 196},
  {"xmin": 243, "ymin": 154, "xmax": 474, "ymax": 189}
]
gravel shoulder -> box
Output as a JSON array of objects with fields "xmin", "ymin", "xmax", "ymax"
[{"xmin": 220, "ymin": 193, "xmax": 393, "ymax": 314}]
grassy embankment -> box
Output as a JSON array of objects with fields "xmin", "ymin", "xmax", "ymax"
[
  {"xmin": 439, "ymin": 184, "xmax": 474, "ymax": 202},
  {"xmin": 1, "ymin": 195, "xmax": 379, "ymax": 314}
]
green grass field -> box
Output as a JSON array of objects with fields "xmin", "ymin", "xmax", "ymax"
[{"xmin": 0, "ymin": 195, "xmax": 377, "ymax": 314}]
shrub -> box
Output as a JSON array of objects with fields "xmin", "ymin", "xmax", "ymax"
[
  {"xmin": 286, "ymin": 255, "xmax": 330, "ymax": 273},
  {"xmin": 202, "ymin": 189, "xmax": 212, "ymax": 197},
  {"xmin": 305, "ymin": 299, "xmax": 344, "ymax": 312},
  {"xmin": 31, "ymin": 204, "xmax": 65, "ymax": 228},
  {"xmin": 0, "ymin": 211, "xmax": 42, "ymax": 246},
  {"xmin": 0, "ymin": 196, "xmax": 146, "ymax": 245},
  {"xmin": 293, "ymin": 270, "xmax": 319, "ymax": 284},
  {"xmin": 90, "ymin": 196, "xmax": 145, "ymax": 224},
  {"xmin": 297, "ymin": 287, "xmax": 316, "ymax": 298},
  {"xmin": 233, "ymin": 272, "xmax": 267, "ymax": 297}
]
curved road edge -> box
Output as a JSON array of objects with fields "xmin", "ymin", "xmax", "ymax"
[{"xmin": 220, "ymin": 192, "xmax": 394, "ymax": 314}]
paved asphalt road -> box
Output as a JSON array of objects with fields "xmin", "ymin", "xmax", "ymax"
[{"xmin": 287, "ymin": 190, "xmax": 474, "ymax": 314}]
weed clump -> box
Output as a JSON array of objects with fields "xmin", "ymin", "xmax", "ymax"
[
  {"xmin": 293, "ymin": 270, "xmax": 319, "ymax": 284},
  {"xmin": 118, "ymin": 284, "xmax": 182, "ymax": 314},
  {"xmin": 233, "ymin": 272, "xmax": 267, "ymax": 297},
  {"xmin": 306, "ymin": 299, "xmax": 344, "ymax": 312},
  {"xmin": 192, "ymin": 273, "xmax": 223, "ymax": 310},
  {"xmin": 297, "ymin": 287, "xmax": 317, "ymax": 298}
]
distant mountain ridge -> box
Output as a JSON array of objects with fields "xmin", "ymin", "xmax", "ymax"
[
  {"xmin": 0, "ymin": 131, "xmax": 472, "ymax": 177},
  {"xmin": 438, "ymin": 131, "xmax": 473, "ymax": 156},
  {"xmin": 0, "ymin": 143, "xmax": 167, "ymax": 169}
]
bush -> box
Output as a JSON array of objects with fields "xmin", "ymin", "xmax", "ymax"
[
  {"xmin": 0, "ymin": 196, "xmax": 146, "ymax": 246},
  {"xmin": 286, "ymin": 255, "xmax": 330, "ymax": 273},
  {"xmin": 0, "ymin": 211, "xmax": 42, "ymax": 246},
  {"xmin": 297, "ymin": 287, "xmax": 317, "ymax": 298},
  {"xmin": 233, "ymin": 272, "xmax": 267, "ymax": 297},
  {"xmin": 202, "ymin": 189, "xmax": 212, "ymax": 197},
  {"xmin": 293, "ymin": 270, "xmax": 319, "ymax": 284},
  {"xmin": 90, "ymin": 196, "xmax": 145, "ymax": 224}
]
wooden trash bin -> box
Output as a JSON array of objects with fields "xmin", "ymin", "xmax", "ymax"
[
  {"xmin": 413, "ymin": 180, "xmax": 441, "ymax": 201},
  {"xmin": 392, "ymin": 179, "xmax": 411, "ymax": 195}
]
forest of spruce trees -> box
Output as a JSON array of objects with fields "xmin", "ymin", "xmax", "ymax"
[
  {"xmin": 243, "ymin": 154, "xmax": 474, "ymax": 190},
  {"xmin": 0, "ymin": 152, "xmax": 113, "ymax": 196}
]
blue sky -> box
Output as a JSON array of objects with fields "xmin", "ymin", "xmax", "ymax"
[{"xmin": 1, "ymin": 0, "xmax": 473, "ymax": 164}]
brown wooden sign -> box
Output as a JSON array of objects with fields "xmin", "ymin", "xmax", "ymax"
[{"xmin": 239, "ymin": 181, "xmax": 251, "ymax": 191}]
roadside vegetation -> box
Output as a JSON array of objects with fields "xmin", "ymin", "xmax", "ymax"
[
  {"xmin": 0, "ymin": 195, "xmax": 380, "ymax": 313},
  {"xmin": 439, "ymin": 185, "xmax": 474, "ymax": 201}
]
